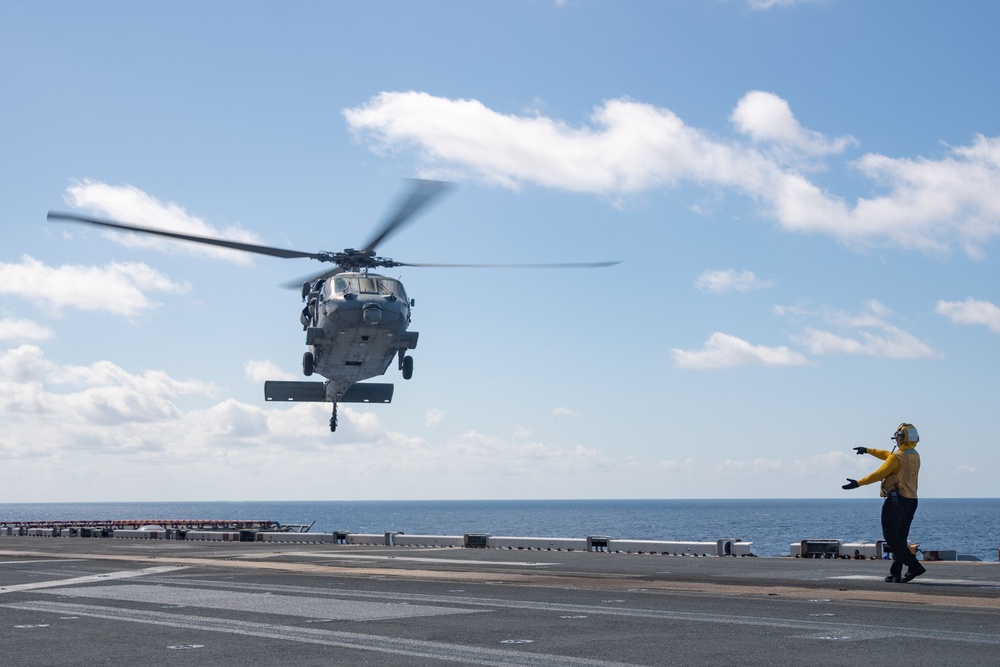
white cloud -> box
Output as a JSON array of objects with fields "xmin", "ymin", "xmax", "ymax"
[
  {"xmin": 0, "ymin": 343, "xmax": 389, "ymax": 465},
  {"xmin": 731, "ymin": 90, "xmax": 856, "ymax": 158},
  {"xmin": 6, "ymin": 341, "xmax": 809, "ymax": 500},
  {"xmin": 672, "ymin": 332, "xmax": 809, "ymax": 370},
  {"xmin": 0, "ymin": 318, "xmax": 53, "ymax": 341},
  {"xmin": 936, "ymin": 298, "xmax": 1000, "ymax": 332},
  {"xmin": 695, "ymin": 269, "xmax": 772, "ymax": 293},
  {"xmin": 61, "ymin": 180, "xmax": 264, "ymax": 264},
  {"xmin": 0, "ymin": 344, "xmax": 51, "ymax": 384},
  {"xmin": 346, "ymin": 91, "xmax": 764, "ymax": 194},
  {"xmin": 426, "ymin": 408, "xmax": 444, "ymax": 427},
  {"xmin": 344, "ymin": 92, "xmax": 1000, "ymax": 257},
  {"xmin": 0, "ymin": 345, "xmax": 217, "ymax": 443},
  {"xmin": 0, "ymin": 255, "xmax": 189, "ymax": 316},
  {"xmin": 847, "ymin": 135, "xmax": 1000, "ymax": 258},
  {"xmin": 551, "ymin": 406, "xmax": 579, "ymax": 417},
  {"xmin": 788, "ymin": 300, "xmax": 938, "ymax": 359},
  {"xmin": 245, "ymin": 359, "xmax": 296, "ymax": 382}
]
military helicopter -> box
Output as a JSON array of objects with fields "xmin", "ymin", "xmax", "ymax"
[{"xmin": 48, "ymin": 180, "xmax": 620, "ymax": 431}]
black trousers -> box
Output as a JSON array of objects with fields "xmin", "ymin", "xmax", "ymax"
[{"xmin": 881, "ymin": 492, "xmax": 919, "ymax": 575}]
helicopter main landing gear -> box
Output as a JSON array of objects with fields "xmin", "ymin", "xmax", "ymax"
[
  {"xmin": 398, "ymin": 349, "xmax": 414, "ymax": 380},
  {"xmin": 330, "ymin": 402, "xmax": 338, "ymax": 432}
]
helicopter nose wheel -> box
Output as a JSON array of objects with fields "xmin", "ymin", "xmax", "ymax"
[
  {"xmin": 303, "ymin": 351, "xmax": 314, "ymax": 377},
  {"xmin": 402, "ymin": 355, "xmax": 413, "ymax": 380}
]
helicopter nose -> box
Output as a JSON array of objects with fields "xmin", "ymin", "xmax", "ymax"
[{"xmin": 362, "ymin": 304, "xmax": 382, "ymax": 325}]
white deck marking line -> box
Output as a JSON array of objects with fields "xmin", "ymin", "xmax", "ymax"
[
  {"xmin": 280, "ymin": 552, "xmax": 553, "ymax": 566},
  {"xmin": 0, "ymin": 559, "xmax": 87, "ymax": 566},
  {"xmin": 0, "ymin": 565, "xmax": 186, "ymax": 594},
  {"xmin": 830, "ymin": 575, "xmax": 1000, "ymax": 586},
  {"xmin": 0, "ymin": 601, "xmax": 650, "ymax": 667},
  {"xmin": 42, "ymin": 584, "xmax": 485, "ymax": 621}
]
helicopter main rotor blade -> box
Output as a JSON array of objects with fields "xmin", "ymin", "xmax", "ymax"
[
  {"xmin": 361, "ymin": 179, "xmax": 451, "ymax": 254},
  {"xmin": 280, "ymin": 259, "xmax": 622, "ymax": 289},
  {"xmin": 393, "ymin": 260, "xmax": 623, "ymax": 269},
  {"xmin": 47, "ymin": 211, "xmax": 327, "ymax": 261},
  {"xmin": 280, "ymin": 266, "xmax": 346, "ymax": 290}
]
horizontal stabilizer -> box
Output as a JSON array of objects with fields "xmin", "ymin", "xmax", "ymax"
[
  {"xmin": 264, "ymin": 381, "xmax": 326, "ymax": 402},
  {"xmin": 341, "ymin": 383, "xmax": 394, "ymax": 403},
  {"xmin": 264, "ymin": 381, "xmax": 394, "ymax": 404}
]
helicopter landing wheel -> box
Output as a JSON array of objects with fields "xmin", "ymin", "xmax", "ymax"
[
  {"xmin": 402, "ymin": 355, "xmax": 413, "ymax": 380},
  {"xmin": 330, "ymin": 403, "xmax": 338, "ymax": 432},
  {"xmin": 303, "ymin": 351, "xmax": 314, "ymax": 377}
]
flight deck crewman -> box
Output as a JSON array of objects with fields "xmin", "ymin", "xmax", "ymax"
[{"xmin": 842, "ymin": 423, "xmax": 926, "ymax": 583}]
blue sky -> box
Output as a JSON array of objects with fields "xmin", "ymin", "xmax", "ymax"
[{"xmin": 2, "ymin": 1, "xmax": 998, "ymax": 502}]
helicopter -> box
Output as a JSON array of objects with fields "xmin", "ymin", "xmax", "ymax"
[{"xmin": 48, "ymin": 180, "xmax": 620, "ymax": 432}]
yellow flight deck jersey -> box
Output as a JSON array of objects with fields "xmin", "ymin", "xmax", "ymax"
[{"xmin": 857, "ymin": 443, "xmax": 920, "ymax": 499}]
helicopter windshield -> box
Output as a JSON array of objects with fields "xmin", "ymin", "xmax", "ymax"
[{"xmin": 328, "ymin": 276, "xmax": 406, "ymax": 301}]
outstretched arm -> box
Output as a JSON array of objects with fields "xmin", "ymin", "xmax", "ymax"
[{"xmin": 856, "ymin": 455, "xmax": 900, "ymax": 487}]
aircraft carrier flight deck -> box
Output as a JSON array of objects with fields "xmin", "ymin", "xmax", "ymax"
[{"xmin": 2, "ymin": 532, "xmax": 999, "ymax": 666}]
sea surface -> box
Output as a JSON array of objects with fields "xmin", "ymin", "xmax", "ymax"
[{"xmin": 1, "ymin": 498, "xmax": 997, "ymax": 562}]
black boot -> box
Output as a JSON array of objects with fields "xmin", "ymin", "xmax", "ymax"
[{"xmin": 901, "ymin": 563, "xmax": 926, "ymax": 583}]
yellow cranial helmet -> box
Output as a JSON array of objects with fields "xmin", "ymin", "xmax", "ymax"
[{"xmin": 893, "ymin": 423, "xmax": 919, "ymax": 446}]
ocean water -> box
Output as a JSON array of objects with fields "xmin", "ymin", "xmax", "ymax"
[{"xmin": 1, "ymin": 498, "xmax": 997, "ymax": 562}]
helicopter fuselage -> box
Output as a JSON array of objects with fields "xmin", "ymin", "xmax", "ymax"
[{"xmin": 300, "ymin": 271, "xmax": 417, "ymax": 400}]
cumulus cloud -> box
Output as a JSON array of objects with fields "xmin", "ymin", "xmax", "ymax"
[
  {"xmin": 346, "ymin": 92, "xmax": 761, "ymax": 193},
  {"xmin": 0, "ymin": 344, "xmax": 52, "ymax": 384},
  {"xmin": 672, "ymin": 332, "xmax": 809, "ymax": 370},
  {"xmin": 7, "ymin": 341, "xmax": 739, "ymax": 500},
  {"xmin": 0, "ymin": 255, "xmax": 189, "ymax": 316},
  {"xmin": 1, "ymin": 342, "xmax": 902, "ymax": 500},
  {"xmin": 731, "ymin": 90, "xmax": 856, "ymax": 158},
  {"xmin": 0, "ymin": 343, "xmax": 391, "ymax": 463},
  {"xmin": 936, "ymin": 298, "xmax": 1000, "ymax": 332},
  {"xmin": 695, "ymin": 269, "xmax": 773, "ymax": 293},
  {"xmin": 245, "ymin": 359, "xmax": 296, "ymax": 382},
  {"xmin": 551, "ymin": 406, "xmax": 579, "ymax": 417},
  {"xmin": 787, "ymin": 300, "xmax": 938, "ymax": 359},
  {"xmin": 0, "ymin": 345, "xmax": 217, "ymax": 444},
  {"xmin": 0, "ymin": 318, "xmax": 53, "ymax": 341},
  {"xmin": 344, "ymin": 92, "xmax": 1000, "ymax": 257},
  {"xmin": 59, "ymin": 180, "xmax": 264, "ymax": 264}
]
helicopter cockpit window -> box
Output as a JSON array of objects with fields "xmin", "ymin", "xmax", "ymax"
[
  {"xmin": 357, "ymin": 277, "xmax": 378, "ymax": 294},
  {"xmin": 332, "ymin": 277, "xmax": 352, "ymax": 294},
  {"xmin": 379, "ymin": 279, "xmax": 404, "ymax": 300}
]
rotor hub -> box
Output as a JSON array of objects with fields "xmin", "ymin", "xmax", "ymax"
[{"xmin": 326, "ymin": 248, "xmax": 397, "ymax": 271}]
